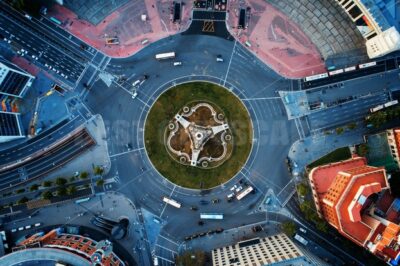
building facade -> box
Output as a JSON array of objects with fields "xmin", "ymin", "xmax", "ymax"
[
  {"xmin": 0, "ymin": 111, "xmax": 24, "ymax": 143},
  {"xmin": 309, "ymin": 156, "xmax": 400, "ymax": 265},
  {"xmin": 5, "ymin": 229, "xmax": 125, "ymax": 266},
  {"xmin": 0, "ymin": 58, "xmax": 34, "ymax": 98},
  {"xmin": 386, "ymin": 128, "xmax": 400, "ymax": 168},
  {"xmin": 212, "ymin": 234, "xmax": 312, "ymax": 266},
  {"xmin": 334, "ymin": 0, "xmax": 400, "ymax": 58}
]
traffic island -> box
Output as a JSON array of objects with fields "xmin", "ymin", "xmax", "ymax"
[{"xmin": 144, "ymin": 82, "xmax": 253, "ymax": 189}]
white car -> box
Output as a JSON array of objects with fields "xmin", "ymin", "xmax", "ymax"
[
  {"xmin": 173, "ymin": 61, "xmax": 182, "ymax": 66},
  {"xmin": 34, "ymin": 223, "xmax": 41, "ymax": 227},
  {"xmin": 227, "ymin": 193, "xmax": 234, "ymax": 199},
  {"xmin": 216, "ymin": 57, "xmax": 223, "ymax": 62},
  {"xmin": 25, "ymin": 225, "xmax": 31, "ymax": 230},
  {"xmin": 235, "ymin": 186, "xmax": 243, "ymax": 193},
  {"xmin": 230, "ymin": 185, "xmax": 237, "ymax": 191},
  {"xmin": 132, "ymin": 91, "xmax": 138, "ymax": 99},
  {"xmin": 18, "ymin": 227, "xmax": 24, "ymax": 231}
]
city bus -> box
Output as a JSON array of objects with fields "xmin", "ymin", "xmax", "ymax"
[
  {"xmin": 200, "ymin": 213, "xmax": 224, "ymax": 220},
  {"xmin": 236, "ymin": 186, "xmax": 254, "ymax": 200},
  {"xmin": 163, "ymin": 196, "xmax": 181, "ymax": 208},
  {"xmin": 303, "ymin": 72, "xmax": 328, "ymax": 82},
  {"xmin": 155, "ymin": 52, "xmax": 175, "ymax": 60}
]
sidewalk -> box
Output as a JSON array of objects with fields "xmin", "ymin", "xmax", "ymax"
[
  {"xmin": 48, "ymin": 0, "xmax": 192, "ymax": 58},
  {"xmin": 226, "ymin": 0, "xmax": 326, "ymax": 78},
  {"xmin": 289, "ymin": 128, "xmax": 367, "ymax": 170}
]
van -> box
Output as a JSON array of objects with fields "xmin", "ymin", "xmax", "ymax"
[{"xmin": 132, "ymin": 80, "xmax": 140, "ymax": 87}]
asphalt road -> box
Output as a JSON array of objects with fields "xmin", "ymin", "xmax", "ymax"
[
  {"xmin": 1, "ymin": 3, "xmax": 399, "ymax": 265},
  {"xmin": 0, "ymin": 127, "xmax": 95, "ymax": 190},
  {"xmin": 0, "ymin": 2, "xmax": 94, "ymax": 85}
]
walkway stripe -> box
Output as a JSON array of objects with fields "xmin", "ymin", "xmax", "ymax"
[{"xmin": 109, "ymin": 147, "xmax": 144, "ymax": 158}]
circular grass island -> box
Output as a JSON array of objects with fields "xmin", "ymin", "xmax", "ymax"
[{"xmin": 144, "ymin": 82, "xmax": 253, "ymax": 189}]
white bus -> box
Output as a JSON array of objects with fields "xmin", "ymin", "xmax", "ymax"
[
  {"xmin": 384, "ymin": 100, "xmax": 398, "ymax": 108},
  {"xmin": 200, "ymin": 213, "xmax": 224, "ymax": 220},
  {"xmin": 155, "ymin": 52, "xmax": 175, "ymax": 60},
  {"xmin": 344, "ymin": 66, "xmax": 356, "ymax": 72},
  {"xmin": 236, "ymin": 186, "xmax": 253, "ymax": 200},
  {"xmin": 328, "ymin": 69, "xmax": 344, "ymax": 76},
  {"xmin": 359, "ymin": 61, "xmax": 376, "ymax": 69},
  {"xmin": 370, "ymin": 104, "xmax": 384, "ymax": 113},
  {"xmin": 163, "ymin": 196, "xmax": 181, "ymax": 208},
  {"xmin": 304, "ymin": 72, "xmax": 328, "ymax": 82}
]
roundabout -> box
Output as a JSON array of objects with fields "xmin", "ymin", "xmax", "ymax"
[{"xmin": 144, "ymin": 82, "xmax": 253, "ymax": 189}]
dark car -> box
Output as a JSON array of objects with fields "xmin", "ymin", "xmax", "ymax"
[
  {"xmin": 199, "ymin": 232, "xmax": 206, "ymax": 237},
  {"xmin": 200, "ymin": 200, "xmax": 209, "ymax": 205},
  {"xmin": 190, "ymin": 206, "xmax": 198, "ymax": 211},
  {"xmin": 215, "ymin": 228, "xmax": 224, "ymax": 233},
  {"xmin": 198, "ymin": 220, "xmax": 204, "ymax": 226},
  {"xmin": 184, "ymin": 236, "xmax": 192, "ymax": 241},
  {"xmin": 252, "ymin": 225, "xmax": 263, "ymax": 232}
]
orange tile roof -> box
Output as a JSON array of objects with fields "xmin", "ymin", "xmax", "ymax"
[{"xmin": 309, "ymin": 157, "xmax": 367, "ymax": 211}]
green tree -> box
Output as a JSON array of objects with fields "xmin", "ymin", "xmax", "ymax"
[
  {"xmin": 347, "ymin": 122, "xmax": 357, "ymax": 130},
  {"xmin": 42, "ymin": 180, "xmax": 52, "ymax": 187},
  {"xmin": 79, "ymin": 171, "xmax": 89, "ymax": 179},
  {"xmin": 316, "ymin": 219, "xmax": 328, "ymax": 233},
  {"xmin": 93, "ymin": 166, "xmax": 104, "ymax": 176},
  {"xmin": 17, "ymin": 197, "xmax": 29, "ymax": 205},
  {"xmin": 66, "ymin": 185, "xmax": 77, "ymax": 195},
  {"xmin": 96, "ymin": 179, "xmax": 105, "ymax": 187},
  {"xmin": 69, "ymin": 176, "xmax": 76, "ymax": 182},
  {"xmin": 30, "ymin": 184, "xmax": 39, "ymax": 191},
  {"xmin": 335, "ymin": 127, "xmax": 344, "ymax": 135},
  {"xmin": 297, "ymin": 183, "xmax": 309, "ymax": 197},
  {"xmin": 41, "ymin": 190, "xmax": 53, "ymax": 200},
  {"xmin": 15, "ymin": 188, "xmax": 25, "ymax": 194},
  {"xmin": 175, "ymin": 250, "xmax": 207, "ymax": 266},
  {"xmin": 358, "ymin": 144, "xmax": 369, "ymax": 157},
  {"xmin": 56, "ymin": 187, "xmax": 67, "ymax": 196},
  {"xmin": 55, "ymin": 177, "xmax": 67, "ymax": 186},
  {"xmin": 281, "ymin": 221, "xmax": 296, "ymax": 237}
]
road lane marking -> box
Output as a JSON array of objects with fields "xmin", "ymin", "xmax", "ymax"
[{"xmin": 109, "ymin": 147, "xmax": 144, "ymax": 158}]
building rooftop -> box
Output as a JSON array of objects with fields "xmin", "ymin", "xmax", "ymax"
[{"xmin": 309, "ymin": 156, "xmax": 400, "ymax": 265}]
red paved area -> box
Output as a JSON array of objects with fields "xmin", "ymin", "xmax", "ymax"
[
  {"xmin": 227, "ymin": 0, "xmax": 326, "ymax": 78},
  {"xmin": 48, "ymin": 0, "xmax": 192, "ymax": 58},
  {"xmin": 11, "ymin": 56, "xmax": 40, "ymax": 76}
]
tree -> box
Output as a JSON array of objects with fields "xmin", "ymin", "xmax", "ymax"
[
  {"xmin": 281, "ymin": 221, "xmax": 296, "ymax": 237},
  {"xmin": 79, "ymin": 171, "xmax": 89, "ymax": 179},
  {"xmin": 93, "ymin": 166, "xmax": 104, "ymax": 176},
  {"xmin": 15, "ymin": 188, "xmax": 25, "ymax": 194},
  {"xmin": 55, "ymin": 177, "xmax": 67, "ymax": 186},
  {"xmin": 41, "ymin": 190, "xmax": 53, "ymax": 200},
  {"xmin": 17, "ymin": 197, "xmax": 29, "ymax": 205},
  {"xmin": 347, "ymin": 122, "xmax": 357, "ymax": 130},
  {"xmin": 67, "ymin": 185, "xmax": 77, "ymax": 195},
  {"xmin": 316, "ymin": 219, "xmax": 328, "ymax": 233},
  {"xmin": 96, "ymin": 179, "xmax": 105, "ymax": 187},
  {"xmin": 69, "ymin": 176, "xmax": 76, "ymax": 182},
  {"xmin": 175, "ymin": 250, "xmax": 207, "ymax": 266},
  {"xmin": 297, "ymin": 183, "xmax": 309, "ymax": 197},
  {"xmin": 335, "ymin": 127, "xmax": 344, "ymax": 135},
  {"xmin": 30, "ymin": 184, "xmax": 39, "ymax": 191},
  {"xmin": 43, "ymin": 180, "xmax": 52, "ymax": 187},
  {"xmin": 56, "ymin": 186, "xmax": 67, "ymax": 196},
  {"xmin": 358, "ymin": 144, "xmax": 369, "ymax": 157}
]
